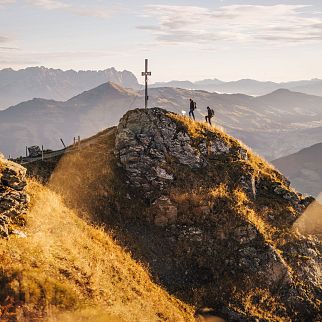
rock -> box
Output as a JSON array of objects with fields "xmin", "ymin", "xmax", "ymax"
[
  {"xmin": 152, "ymin": 196, "xmax": 178, "ymax": 226},
  {"xmin": 237, "ymin": 147, "xmax": 248, "ymax": 160},
  {"xmin": 208, "ymin": 140, "xmax": 230, "ymax": 156},
  {"xmin": 0, "ymin": 155, "xmax": 29, "ymax": 238},
  {"xmin": 115, "ymin": 108, "xmax": 206, "ymax": 194},
  {"xmin": 0, "ymin": 214, "xmax": 9, "ymax": 237},
  {"xmin": 12, "ymin": 229, "xmax": 27, "ymax": 238},
  {"xmin": 1, "ymin": 160, "xmax": 27, "ymax": 191},
  {"xmin": 234, "ymin": 225, "xmax": 258, "ymax": 244},
  {"xmin": 154, "ymin": 167, "xmax": 173, "ymax": 180}
]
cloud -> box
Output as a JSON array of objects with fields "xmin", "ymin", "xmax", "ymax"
[
  {"xmin": 0, "ymin": 47, "xmax": 19, "ymax": 50},
  {"xmin": 0, "ymin": 0, "xmax": 15, "ymax": 8},
  {"xmin": 0, "ymin": 0, "xmax": 15, "ymax": 4},
  {"xmin": 26, "ymin": 0, "xmax": 69, "ymax": 10},
  {"xmin": 26, "ymin": 0, "xmax": 121, "ymax": 18},
  {"xmin": 139, "ymin": 4, "xmax": 322, "ymax": 46},
  {"xmin": 0, "ymin": 50, "xmax": 122, "ymax": 68},
  {"xmin": 0, "ymin": 35, "xmax": 11, "ymax": 43}
]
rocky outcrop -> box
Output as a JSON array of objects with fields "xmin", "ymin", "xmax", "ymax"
[
  {"xmin": 115, "ymin": 108, "xmax": 206, "ymax": 196},
  {"xmin": 114, "ymin": 108, "xmax": 321, "ymax": 321},
  {"xmin": 0, "ymin": 154, "xmax": 29, "ymax": 237}
]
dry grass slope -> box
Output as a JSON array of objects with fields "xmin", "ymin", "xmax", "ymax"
[{"xmin": 0, "ymin": 180, "xmax": 194, "ymax": 321}]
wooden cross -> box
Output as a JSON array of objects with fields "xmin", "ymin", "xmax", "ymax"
[{"xmin": 141, "ymin": 59, "xmax": 151, "ymax": 109}]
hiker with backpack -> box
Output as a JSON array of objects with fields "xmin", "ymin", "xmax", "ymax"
[
  {"xmin": 189, "ymin": 98, "xmax": 196, "ymax": 120},
  {"xmin": 205, "ymin": 106, "xmax": 215, "ymax": 126}
]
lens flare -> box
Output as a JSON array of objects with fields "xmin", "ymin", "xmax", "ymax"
[{"xmin": 293, "ymin": 193, "xmax": 322, "ymax": 239}]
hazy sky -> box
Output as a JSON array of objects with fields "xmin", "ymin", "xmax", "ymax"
[{"xmin": 1, "ymin": 0, "xmax": 322, "ymax": 82}]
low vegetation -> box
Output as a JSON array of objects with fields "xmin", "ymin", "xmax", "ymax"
[{"xmin": 0, "ymin": 180, "xmax": 194, "ymax": 321}]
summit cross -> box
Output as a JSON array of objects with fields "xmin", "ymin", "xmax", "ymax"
[{"xmin": 141, "ymin": 59, "xmax": 151, "ymax": 109}]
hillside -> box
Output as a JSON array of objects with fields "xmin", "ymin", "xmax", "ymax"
[
  {"xmin": 26, "ymin": 108, "xmax": 321, "ymax": 321},
  {"xmin": 273, "ymin": 143, "xmax": 322, "ymax": 197},
  {"xmin": 0, "ymin": 67, "xmax": 139, "ymax": 109},
  {"xmin": 2, "ymin": 83, "xmax": 322, "ymax": 160},
  {"xmin": 0, "ymin": 155, "xmax": 194, "ymax": 321}
]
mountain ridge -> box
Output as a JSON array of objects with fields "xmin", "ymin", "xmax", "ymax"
[
  {"xmin": 23, "ymin": 107, "xmax": 321, "ymax": 321},
  {"xmin": 151, "ymin": 78, "xmax": 322, "ymax": 97},
  {"xmin": 3, "ymin": 82, "xmax": 322, "ymax": 160},
  {"xmin": 0, "ymin": 66, "xmax": 140, "ymax": 109}
]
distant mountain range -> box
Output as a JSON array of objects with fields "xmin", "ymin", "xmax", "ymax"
[
  {"xmin": 0, "ymin": 66, "xmax": 140, "ymax": 109},
  {"xmin": 151, "ymin": 78, "xmax": 322, "ymax": 97},
  {"xmin": 2, "ymin": 82, "xmax": 322, "ymax": 160},
  {"xmin": 1, "ymin": 66, "xmax": 322, "ymax": 111},
  {"xmin": 273, "ymin": 143, "xmax": 322, "ymax": 197}
]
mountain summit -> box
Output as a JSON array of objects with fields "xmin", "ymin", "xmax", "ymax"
[{"xmin": 23, "ymin": 108, "xmax": 320, "ymax": 321}]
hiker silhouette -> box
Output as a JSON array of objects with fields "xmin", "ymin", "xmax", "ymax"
[
  {"xmin": 205, "ymin": 106, "xmax": 214, "ymax": 126},
  {"xmin": 189, "ymin": 99, "xmax": 196, "ymax": 120}
]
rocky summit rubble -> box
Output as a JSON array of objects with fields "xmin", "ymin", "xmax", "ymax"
[
  {"xmin": 114, "ymin": 108, "xmax": 321, "ymax": 321},
  {"xmin": 0, "ymin": 154, "xmax": 29, "ymax": 237}
]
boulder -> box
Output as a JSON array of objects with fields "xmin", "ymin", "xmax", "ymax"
[
  {"xmin": 115, "ymin": 108, "xmax": 206, "ymax": 195},
  {"xmin": 0, "ymin": 155, "xmax": 29, "ymax": 238}
]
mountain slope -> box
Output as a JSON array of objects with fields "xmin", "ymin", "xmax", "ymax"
[
  {"xmin": 28, "ymin": 108, "xmax": 321, "ymax": 321},
  {"xmin": 0, "ymin": 66, "xmax": 140, "ymax": 109},
  {"xmin": 0, "ymin": 155, "xmax": 194, "ymax": 321},
  {"xmin": 273, "ymin": 143, "xmax": 322, "ymax": 197},
  {"xmin": 2, "ymin": 83, "xmax": 322, "ymax": 160}
]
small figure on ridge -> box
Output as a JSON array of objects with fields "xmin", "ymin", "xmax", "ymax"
[
  {"xmin": 189, "ymin": 98, "xmax": 196, "ymax": 120},
  {"xmin": 205, "ymin": 106, "xmax": 215, "ymax": 126}
]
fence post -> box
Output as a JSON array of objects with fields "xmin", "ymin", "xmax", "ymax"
[
  {"xmin": 60, "ymin": 138, "xmax": 66, "ymax": 149},
  {"xmin": 41, "ymin": 145, "xmax": 44, "ymax": 161},
  {"xmin": 25, "ymin": 146, "xmax": 28, "ymax": 158},
  {"xmin": 78, "ymin": 136, "xmax": 81, "ymax": 150}
]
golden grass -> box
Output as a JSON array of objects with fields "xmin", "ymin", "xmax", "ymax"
[
  {"xmin": 168, "ymin": 113, "xmax": 288, "ymax": 188},
  {"xmin": 232, "ymin": 188, "xmax": 276, "ymax": 241},
  {"xmin": 236, "ymin": 288, "xmax": 291, "ymax": 322},
  {"xmin": 0, "ymin": 180, "xmax": 194, "ymax": 321},
  {"xmin": 168, "ymin": 113, "xmax": 233, "ymax": 146}
]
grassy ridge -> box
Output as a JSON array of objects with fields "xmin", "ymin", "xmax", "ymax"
[{"xmin": 0, "ymin": 180, "xmax": 194, "ymax": 321}]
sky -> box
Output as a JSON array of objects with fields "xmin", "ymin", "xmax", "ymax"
[{"xmin": 0, "ymin": 0, "xmax": 322, "ymax": 82}]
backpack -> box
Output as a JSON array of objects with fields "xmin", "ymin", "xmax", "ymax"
[
  {"xmin": 210, "ymin": 109, "xmax": 215, "ymax": 117},
  {"xmin": 194, "ymin": 102, "xmax": 197, "ymax": 110}
]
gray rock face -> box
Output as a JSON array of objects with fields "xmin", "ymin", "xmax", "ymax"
[
  {"xmin": 0, "ymin": 155, "xmax": 29, "ymax": 237},
  {"xmin": 115, "ymin": 108, "xmax": 206, "ymax": 195}
]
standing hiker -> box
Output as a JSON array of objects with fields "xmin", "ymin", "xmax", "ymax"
[
  {"xmin": 205, "ymin": 106, "xmax": 215, "ymax": 126},
  {"xmin": 189, "ymin": 98, "xmax": 196, "ymax": 120}
]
